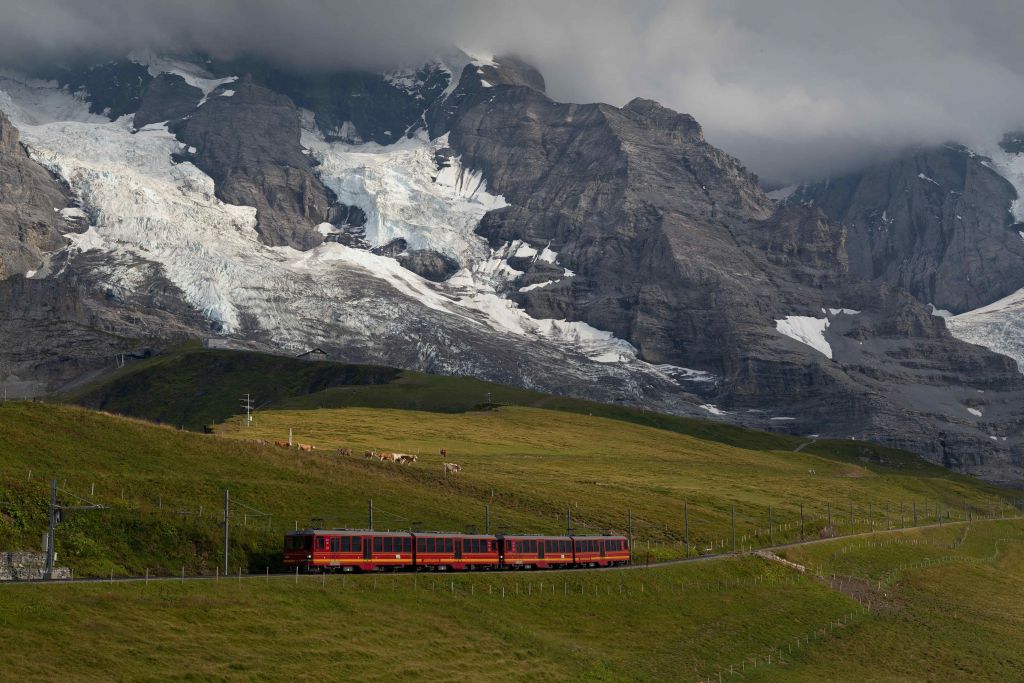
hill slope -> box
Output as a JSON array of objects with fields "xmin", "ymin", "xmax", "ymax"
[{"xmin": 1, "ymin": 400, "xmax": 1018, "ymax": 578}]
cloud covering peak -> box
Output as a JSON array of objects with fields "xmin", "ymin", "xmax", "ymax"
[{"xmin": 3, "ymin": 0, "xmax": 1024, "ymax": 182}]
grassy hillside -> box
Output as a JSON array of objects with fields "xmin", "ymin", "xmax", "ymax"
[
  {"xmin": 1, "ymin": 520, "xmax": 1021, "ymax": 681},
  {"xmin": 0, "ymin": 401, "xmax": 1018, "ymax": 578},
  {"xmin": 64, "ymin": 346, "xmax": 809, "ymax": 452}
]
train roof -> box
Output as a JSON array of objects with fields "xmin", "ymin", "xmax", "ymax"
[
  {"xmin": 288, "ymin": 529, "xmax": 411, "ymax": 536},
  {"xmin": 498, "ymin": 533, "xmax": 573, "ymax": 540}
]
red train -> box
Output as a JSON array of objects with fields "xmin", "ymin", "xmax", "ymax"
[{"xmin": 283, "ymin": 529, "xmax": 630, "ymax": 572}]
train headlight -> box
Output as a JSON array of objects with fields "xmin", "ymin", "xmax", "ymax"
[{"xmin": 306, "ymin": 554, "xmax": 312, "ymax": 559}]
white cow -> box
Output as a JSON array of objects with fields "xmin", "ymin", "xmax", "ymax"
[{"xmin": 443, "ymin": 462, "xmax": 461, "ymax": 475}]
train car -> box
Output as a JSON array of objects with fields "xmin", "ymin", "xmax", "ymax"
[
  {"xmin": 283, "ymin": 529, "xmax": 414, "ymax": 572},
  {"xmin": 499, "ymin": 534, "xmax": 574, "ymax": 569},
  {"xmin": 571, "ymin": 534, "xmax": 630, "ymax": 567},
  {"xmin": 413, "ymin": 533, "xmax": 499, "ymax": 571}
]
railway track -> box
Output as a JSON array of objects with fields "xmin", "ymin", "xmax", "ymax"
[{"xmin": 4, "ymin": 517, "xmax": 1014, "ymax": 587}]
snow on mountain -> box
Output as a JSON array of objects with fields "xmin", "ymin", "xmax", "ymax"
[
  {"xmin": 0, "ymin": 71, "xmax": 674, "ymax": 376},
  {"xmin": 129, "ymin": 51, "xmax": 238, "ymax": 98},
  {"xmin": 938, "ymin": 136, "xmax": 1024, "ymax": 371},
  {"xmin": 776, "ymin": 315, "xmax": 832, "ymax": 359}
]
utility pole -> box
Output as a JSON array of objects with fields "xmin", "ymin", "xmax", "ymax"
[
  {"xmin": 223, "ymin": 489, "xmax": 230, "ymax": 575},
  {"xmin": 627, "ymin": 509, "xmax": 633, "ymax": 562},
  {"xmin": 769, "ymin": 505, "xmax": 773, "ymax": 546},
  {"xmin": 684, "ymin": 502, "xmax": 689, "ymax": 558},
  {"xmin": 731, "ymin": 504, "xmax": 736, "ymax": 553},
  {"xmin": 567, "ymin": 505, "xmax": 572, "ymax": 534},
  {"xmin": 45, "ymin": 479, "xmax": 57, "ymax": 579},
  {"xmin": 368, "ymin": 498, "xmax": 374, "ymax": 530},
  {"xmin": 485, "ymin": 504, "xmax": 490, "ymax": 534},
  {"xmin": 240, "ymin": 394, "xmax": 253, "ymax": 426}
]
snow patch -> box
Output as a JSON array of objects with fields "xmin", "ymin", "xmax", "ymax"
[
  {"xmin": 59, "ymin": 207, "xmax": 88, "ymax": 221},
  {"xmin": 967, "ymin": 407, "xmax": 983, "ymax": 417},
  {"xmin": 699, "ymin": 404, "xmax": 728, "ymax": 416},
  {"xmin": 826, "ymin": 308, "xmax": 860, "ymax": 316},
  {"xmin": 776, "ymin": 316, "xmax": 832, "ymax": 359},
  {"xmin": 519, "ymin": 279, "xmax": 560, "ymax": 293},
  {"xmin": 65, "ymin": 226, "xmax": 106, "ymax": 253}
]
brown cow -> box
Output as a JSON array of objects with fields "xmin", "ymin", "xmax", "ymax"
[
  {"xmin": 297, "ymin": 443, "xmax": 315, "ymax": 452},
  {"xmin": 274, "ymin": 440, "xmax": 290, "ymax": 448},
  {"xmin": 364, "ymin": 450, "xmax": 376, "ymax": 459},
  {"xmin": 377, "ymin": 452, "xmax": 396, "ymax": 463},
  {"xmin": 439, "ymin": 447, "xmax": 447, "ymax": 457}
]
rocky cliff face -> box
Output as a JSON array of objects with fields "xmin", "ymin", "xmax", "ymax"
[
  {"xmin": 133, "ymin": 73, "xmax": 203, "ymax": 129},
  {"xmin": 789, "ymin": 145, "xmax": 1024, "ymax": 313},
  {"xmin": 171, "ymin": 80, "xmax": 333, "ymax": 250},
  {"xmin": 435, "ymin": 58, "xmax": 1024, "ymax": 482},
  {"xmin": 0, "ymin": 110, "xmax": 72, "ymax": 279}
]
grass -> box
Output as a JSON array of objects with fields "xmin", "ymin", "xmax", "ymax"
[
  {"xmin": 0, "ymin": 520, "xmax": 1021, "ymax": 681},
  {"xmin": 1, "ymin": 401, "xmax": 1018, "ymax": 577},
  {"xmin": 63, "ymin": 346, "xmax": 817, "ymax": 452}
]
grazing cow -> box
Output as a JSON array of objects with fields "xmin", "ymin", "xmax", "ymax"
[
  {"xmin": 443, "ymin": 462, "xmax": 461, "ymax": 475},
  {"xmin": 377, "ymin": 452, "xmax": 397, "ymax": 463},
  {"xmin": 364, "ymin": 450, "xmax": 376, "ymax": 459},
  {"xmin": 251, "ymin": 439, "xmax": 269, "ymax": 447},
  {"xmin": 336, "ymin": 447, "xmax": 352, "ymax": 457},
  {"xmin": 807, "ymin": 469, "xmax": 816, "ymax": 475},
  {"xmin": 274, "ymin": 440, "xmax": 290, "ymax": 449},
  {"xmin": 439, "ymin": 447, "xmax": 447, "ymax": 457},
  {"xmin": 297, "ymin": 443, "xmax": 315, "ymax": 452},
  {"xmin": 394, "ymin": 453, "xmax": 418, "ymax": 465}
]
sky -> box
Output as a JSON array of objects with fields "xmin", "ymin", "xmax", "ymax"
[{"xmin": 2, "ymin": 0, "xmax": 1023, "ymax": 183}]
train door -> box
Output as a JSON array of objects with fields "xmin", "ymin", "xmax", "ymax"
[
  {"xmin": 363, "ymin": 536, "xmax": 372, "ymax": 561},
  {"xmin": 537, "ymin": 540, "xmax": 545, "ymax": 560},
  {"xmin": 600, "ymin": 540, "xmax": 606, "ymax": 559},
  {"xmin": 455, "ymin": 539, "xmax": 463, "ymax": 560}
]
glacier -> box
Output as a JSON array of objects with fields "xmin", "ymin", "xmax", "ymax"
[{"xmin": 0, "ymin": 70, "xmax": 697, "ymax": 391}]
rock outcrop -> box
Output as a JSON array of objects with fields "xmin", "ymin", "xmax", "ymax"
[
  {"xmin": 0, "ymin": 110, "xmax": 72, "ymax": 279},
  {"xmin": 789, "ymin": 145, "xmax": 1024, "ymax": 313},
  {"xmin": 171, "ymin": 80, "xmax": 332, "ymax": 249},
  {"xmin": 133, "ymin": 73, "xmax": 203, "ymax": 129}
]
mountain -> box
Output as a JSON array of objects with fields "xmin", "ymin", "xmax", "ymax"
[{"xmin": 0, "ymin": 53, "xmax": 1021, "ymax": 484}]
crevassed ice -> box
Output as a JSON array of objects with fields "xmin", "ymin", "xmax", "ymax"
[{"xmin": 0, "ymin": 74, "xmax": 653, "ymax": 370}]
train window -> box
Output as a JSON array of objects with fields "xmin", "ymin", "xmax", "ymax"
[
  {"xmin": 352, "ymin": 537, "xmax": 361, "ymax": 552},
  {"xmin": 445, "ymin": 539, "xmax": 453, "ymax": 553},
  {"xmin": 417, "ymin": 538, "xmax": 426, "ymax": 552},
  {"xmin": 316, "ymin": 537, "xmax": 325, "ymax": 550},
  {"xmin": 373, "ymin": 537, "xmax": 382, "ymax": 553},
  {"xmin": 341, "ymin": 537, "xmax": 349, "ymax": 552},
  {"xmin": 427, "ymin": 538, "xmax": 436, "ymax": 553},
  {"xmin": 383, "ymin": 538, "xmax": 392, "ymax": 553},
  {"xmin": 329, "ymin": 538, "xmax": 338, "ymax": 552},
  {"xmin": 404, "ymin": 538, "xmax": 411, "ymax": 552}
]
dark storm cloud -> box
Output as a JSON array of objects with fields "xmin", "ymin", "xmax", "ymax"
[{"xmin": 2, "ymin": 0, "xmax": 1024, "ymax": 182}]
